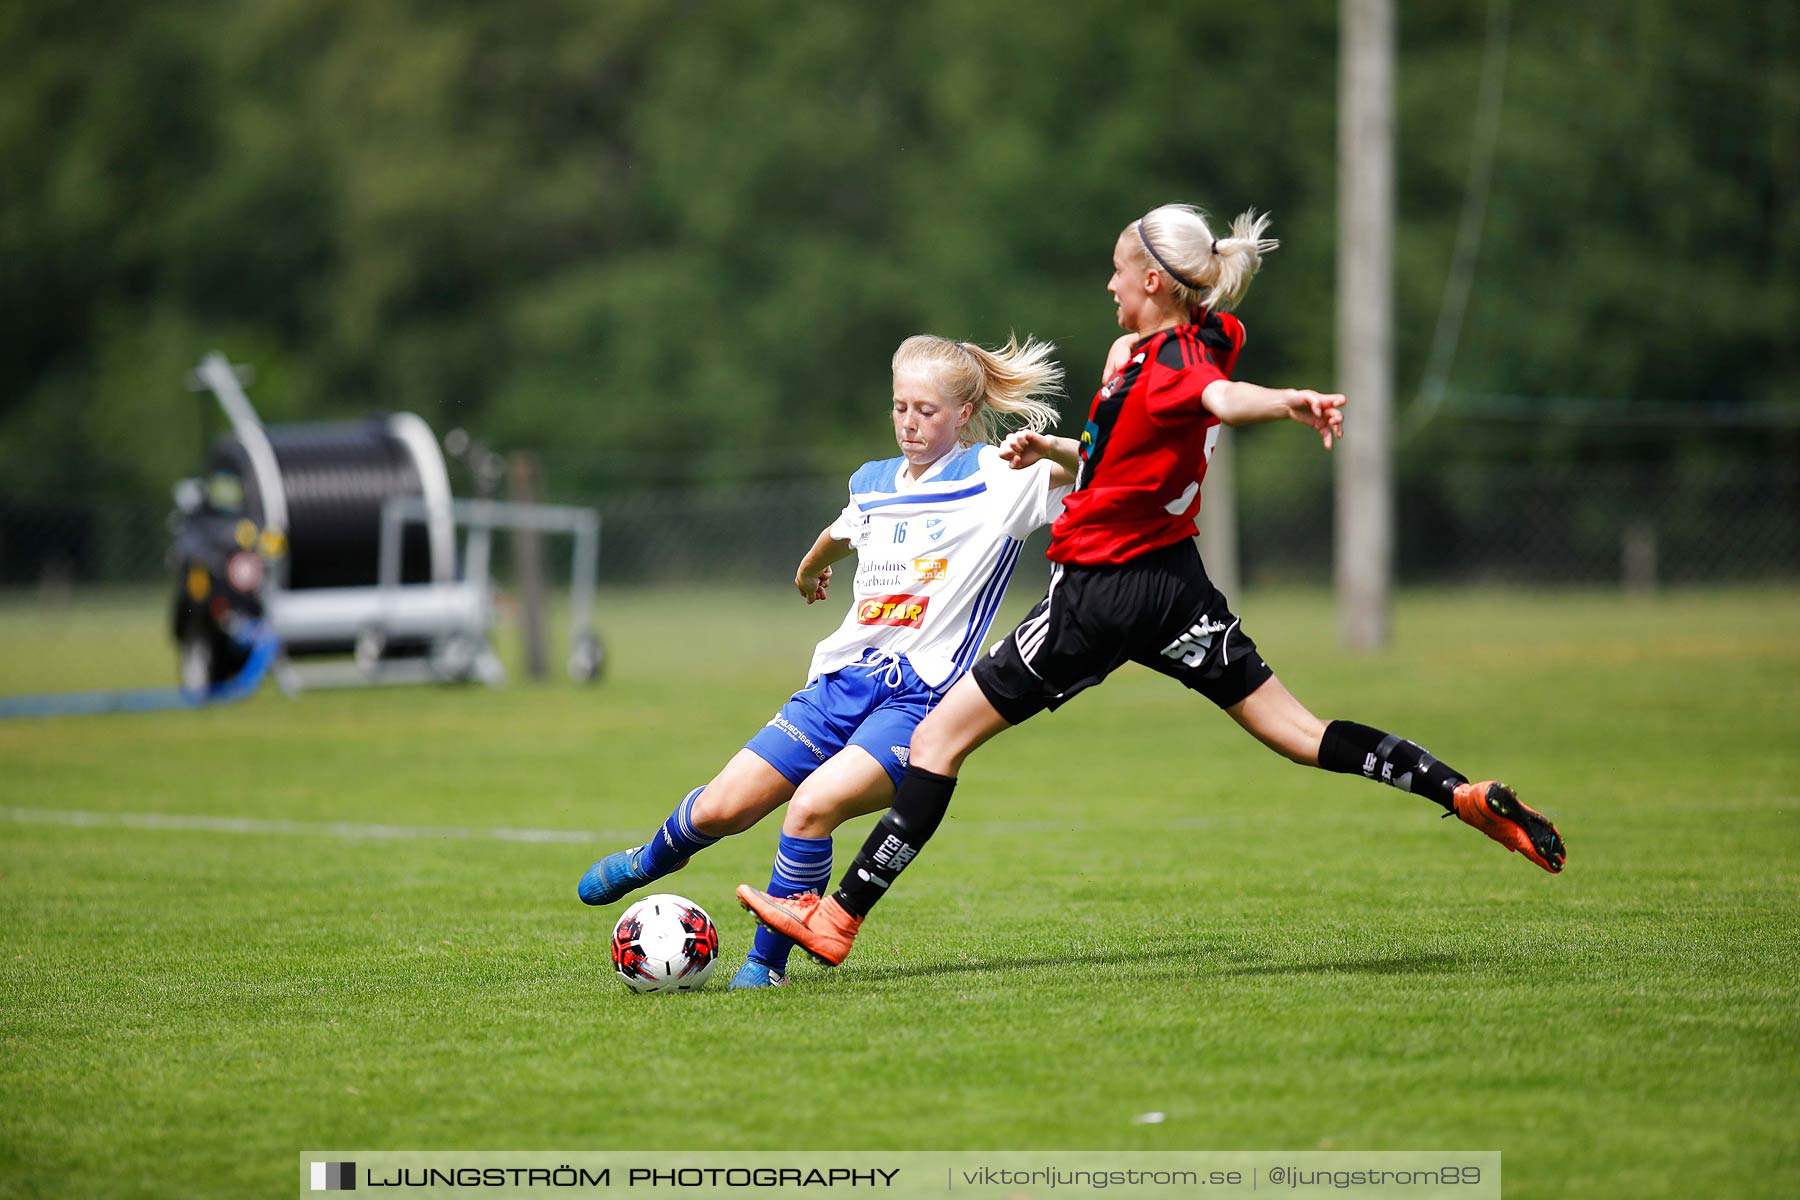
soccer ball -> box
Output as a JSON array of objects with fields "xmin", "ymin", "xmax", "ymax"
[{"xmin": 609, "ymin": 894, "xmax": 720, "ymax": 993}]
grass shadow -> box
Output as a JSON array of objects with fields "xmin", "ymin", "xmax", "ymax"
[
  {"xmin": 848, "ymin": 946, "xmax": 1206, "ymax": 982},
  {"xmin": 1218, "ymin": 952, "xmax": 1465, "ymax": 977},
  {"xmin": 840, "ymin": 949, "xmax": 1468, "ymax": 984}
]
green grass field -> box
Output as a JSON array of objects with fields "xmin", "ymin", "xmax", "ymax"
[{"xmin": 2, "ymin": 584, "xmax": 1798, "ymax": 1199}]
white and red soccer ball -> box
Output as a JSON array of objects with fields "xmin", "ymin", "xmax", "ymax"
[{"xmin": 609, "ymin": 894, "xmax": 720, "ymax": 993}]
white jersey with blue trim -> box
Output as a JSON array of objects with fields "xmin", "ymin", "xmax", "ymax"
[{"xmin": 807, "ymin": 442, "xmax": 1069, "ymax": 690}]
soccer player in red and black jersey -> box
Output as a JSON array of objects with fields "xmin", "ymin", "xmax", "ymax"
[{"xmin": 740, "ymin": 203, "xmax": 1567, "ymax": 966}]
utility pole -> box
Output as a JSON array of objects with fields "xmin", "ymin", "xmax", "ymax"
[
  {"xmin": 1335, "ymin": 0, "xmax": 1395, "ymax": 649},
  {"xmin": 507, "ymin": 452, "xmax": 549, "ymax": 680},
  {"xmin": 1198, "ymin": 429, "xmax": 1239, "ymax": 602}
]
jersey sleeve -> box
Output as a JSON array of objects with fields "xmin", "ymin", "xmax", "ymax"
[
  {"xmin": 826, "ymin": 492, "xmax": 860, "ymax": 542},
  {"xmin": 1209, "ymin": 313, "xmax": 1246, "ymax": 376},
  {"xmin": 826, "ymin": 475, "xmax": 862, "ymax": 541},
  {"xmin": 1143, "ymin": 332, "xmax": 1229, "ymax": 423},
  {"xmin": 980, "ymin": 445, "xmax": 1067, "ymax": 541}
]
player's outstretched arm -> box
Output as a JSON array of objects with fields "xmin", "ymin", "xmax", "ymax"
[
  {"xmin": 1202, "ymin": 379, "xmax": 1346, "ymax": 449},
  {"xmin": 998, "ymin": 431, "xmax": 1080, "ymax": 487},
  {"xmin": 795, "ymin": 528, "xmax": 855, "ymax": 604}
]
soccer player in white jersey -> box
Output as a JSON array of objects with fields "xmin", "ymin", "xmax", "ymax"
[{"xmin": 577, "ymin": 333, "xmax": 1078, "ymax": 987}]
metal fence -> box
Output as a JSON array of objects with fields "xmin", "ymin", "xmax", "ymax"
[
  {"xmin": 3, "ymin": 458, "xmax": 1793, "ymax": 697},
  {"xmin": 3, "ymin": 461, "xmax": 1793, "ymax": 597},
  {"xmin": 1241, "ymin": 460, "xmax": 1800, "ymax": 588}
]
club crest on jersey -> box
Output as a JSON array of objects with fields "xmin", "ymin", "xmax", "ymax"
[
  {"xmin": 856, "ymin": 594, "xmax": 929, "ymax": 629},
  {"xmin": 925, "ymin": 517, "xmax": 947, "ymax": 541},
  {"xmin": 914, "ymin": 558, "xmax": 947, "ymax": 581}
]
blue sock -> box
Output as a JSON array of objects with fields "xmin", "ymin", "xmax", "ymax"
[
  {"xmin": 750, "ymin": 833, "xmax": 834, "ymax": 972},
  {"xmin": 638, "ymin": 787, "xmax": 720, "ymax": 877}
]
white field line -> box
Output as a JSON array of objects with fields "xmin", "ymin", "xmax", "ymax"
[
  {"xmin": 2, "ymin": 807, "xmax": 1206, "ymax": 845},
  {"xmin": 0, "ymin": 806, "xmax": 634, "ymax": 846}
]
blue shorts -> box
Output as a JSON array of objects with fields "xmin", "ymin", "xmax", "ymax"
[{"xmin": 745, "ymin": 650, "xmax": 939, "ymax": 788}]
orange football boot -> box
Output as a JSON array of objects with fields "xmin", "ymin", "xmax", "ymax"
[
  {"xmin": 1451, "ymin": 781, "xmax": 1566, "ymax": 873},
  {"xmin": 736, "ymin": 886, "xmax": 863, "ymax": 966}
]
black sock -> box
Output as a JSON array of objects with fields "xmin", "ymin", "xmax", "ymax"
[
  {"xmin": 1317, "ymin": 720, "xmax": 1467, "ymax": 810},
  {"xmin": 833, "ymin": 765, "xmax": 957, "ymax": 917}
]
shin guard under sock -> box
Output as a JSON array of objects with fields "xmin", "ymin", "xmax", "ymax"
[
  {"xmin": 833, "ymin": 765, "xmax": 956, "ymax": 917},
  {"xmin": 1318, "ymin": 720, "xmax": 1467, "ymax": 811},
  {"xmin": 749, "ymin": 833, "xmax": 833, "ymax": 971},
  {"xmin": 638, "ymin": 786, "xmax": 720, "ymax": 876}
]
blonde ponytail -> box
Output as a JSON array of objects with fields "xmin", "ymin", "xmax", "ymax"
[
  {"xmin": 892, "ymin": 334, "xmax": 1063, "ymax": 447},
  {"xmin": 1133, "ymin": 203, "xmax": 1278, "ymax": 313}
]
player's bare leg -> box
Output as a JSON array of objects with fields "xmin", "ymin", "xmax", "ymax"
[
  {"xmin": 580, "ymin": 751, "xmax": 795, "ymax": 907},
  {"xmin": 908, "ymin": 676, "xmax": 1015, "ymax": 775},
  {"xmin": 732, "ymin": 749, "xmax": 894, "ymax": 988},
  {"xmin": 689, "ymin": 749, "xmax": 800, "ymax": 837},
  {"xmin": 1227, "ymin": 675, "xmax": 1565, "ymax": 873},
  {"xmin": 784, "ymin": 748, "xmax": 896, "ymax": 838},
  {"xmin": 739, "ymin": 675, "xmax": 1014, "ymax": 965},
  {"xmin": 1225, "ymin": 674, "xmax": 1326, "ymax": 765}
]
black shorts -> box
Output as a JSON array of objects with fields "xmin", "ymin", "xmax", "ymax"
[{"xmin": 971, "ymin": 538, "xmax": 1272, "ymax": 725}]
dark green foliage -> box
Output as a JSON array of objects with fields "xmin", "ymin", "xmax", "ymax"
[{"xmin": 1, "ymin": 1, "xmax": 1793, "ymax": 501}]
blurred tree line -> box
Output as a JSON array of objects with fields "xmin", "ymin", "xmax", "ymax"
[{"xmin": 2, "ymin": 0, "xmax": 1794, "ymax": 508}]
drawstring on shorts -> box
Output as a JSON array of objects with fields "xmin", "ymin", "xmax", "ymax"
[{"xmin": 860, "ymin": 647, "xmax": 906, "ymax": 688}]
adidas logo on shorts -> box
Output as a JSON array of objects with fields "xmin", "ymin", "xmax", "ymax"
[{"xmin": 891, "ymin": 746, "xmax": 910, "ymax": 767}]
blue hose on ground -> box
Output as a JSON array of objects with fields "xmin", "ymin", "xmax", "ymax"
[{"xmin": 0, "ymin": 622, "xmax": 278, "ymax": 720}]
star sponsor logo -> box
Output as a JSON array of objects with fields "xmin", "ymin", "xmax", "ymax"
[
  {"xmin": 855, "ymin": 593, "xmax": 930, "ymax": 629},
  {"xmin": 913, "ymin": 557, "xmax": 947, "ymax": 581}
]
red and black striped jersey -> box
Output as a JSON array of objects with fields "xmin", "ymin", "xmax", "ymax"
[{"xmin": 1047, "ymin": 312, "xmax": 1245, "ymax": 566}]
